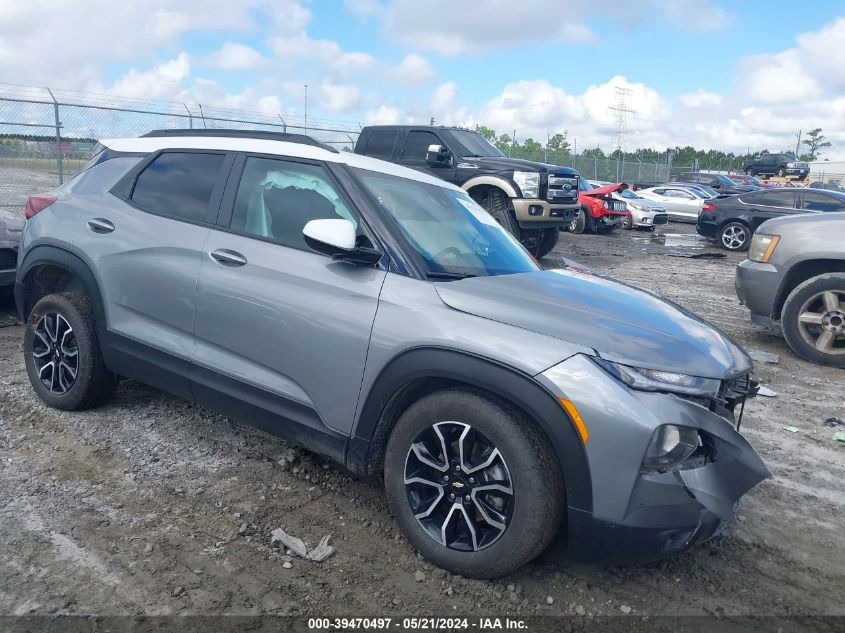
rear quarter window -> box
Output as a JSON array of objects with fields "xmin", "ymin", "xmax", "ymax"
[
  {"xmin": 362, "ymin": 130, "xmax": 398, "ymax": 160},
  {"xmin": 130, "ymin": 152, "xmax": 226, "ymax": 223}
]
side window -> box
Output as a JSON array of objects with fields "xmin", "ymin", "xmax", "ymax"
[
  {"xmin": 760, "ymin": 190, "xmax": 796, "ymax": 208},
  {"xmin": 677, "ymin": 174, "xmax": 693, "ymax": 182},
  {"xmin": 131, "ymin": 152, "xmax": 225, "ymax": 222},
  {"xmin": 402, "ymin": 131, "xmax": 442, "ymax": 165},
  {"xmin": 363, "ymin": 130, "xmax": 398, "ymax": 160},
  {"xmin": 229, "ymin": 157, "xmax": 357, "ymax": 251},
  {"xmin": 652, "ymin": 188, "xmax": 665, "ymax": 195},
  {"xmin": 802, "ymin": 191, "xmax": 845, "ymax": 212}
]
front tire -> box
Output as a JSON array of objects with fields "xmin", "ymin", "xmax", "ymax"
[
  {"xmin": 568, "ymin": 207, "xmax": 593, "ymax": 234},
  {"xmin": 776, "ymin": 167, "xmax": 786, "ymax": 178},
  {"xmin": 534, "ymin": 228, "xmax": 559, "ymax": 258},
  {"xmin": 621, "ymin": 213, "xmax": 633, "ymax": 230},
  {"xmin": 384, "ymin": 388, "xmax": 564, "ymax": 579},
  {"xmin": 480, "ymin": 189, "xmax": 521, "ymax": 242},
  {"xmin": 781, "ymin": 274, "xmax": 845, "ymax": 367},
  {"xmin": 717, "ymin": 221, "xmax": 751, "ymax": 251},
  {"xmin": 24, "ymin": 292, "xmax": 117, "ymax": 410}
]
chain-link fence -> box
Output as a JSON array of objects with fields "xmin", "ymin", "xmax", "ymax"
[{"xmin": 0, "ymin": 84, "xmax": 362, "ymax": 211}]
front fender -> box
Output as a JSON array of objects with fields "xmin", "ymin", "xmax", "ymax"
[{"xmin": 347, "ymin": 347, "xmax": 593, "ymax": 514}]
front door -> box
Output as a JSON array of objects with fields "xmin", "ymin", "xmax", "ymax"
[
  {"xmin": 400, "ymin": 129, "xmax": 457, "ymax": 183},
  {"xmin": 193, "ymin": 155, "xmax": 387, "ymax": 437}
]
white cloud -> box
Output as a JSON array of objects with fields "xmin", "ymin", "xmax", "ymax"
[
  {"xmin": 392, "ymin": 54, "xmax": 437, "ymax": 84},
  {"xmin": 383, "ymin": 0, "xmax": 729, "ymax": 56},
  {"xmin": 741, "ymin": 50, "xmax": 822, "ymax": 104},
  {"xmin": 108, "ymin": 53, "xmax": 192, "ymax": 100},
  {"xmin": 364, "ymin": 104, "xmax": 409, "ymax": 125},
  {"xmin": 343, "ymin": 0, "xmax": 383, "ymax": 16},
  {"xmin": 680, "ymin": 90, "xmax": 723, "ymax": 108},
  {"xmin": 319, "ymin": 81, "xmax": 362, "ymax": 112},
  {"xmin": 206, "ymin": 42, "xmax": 267, "ymax": 70}
]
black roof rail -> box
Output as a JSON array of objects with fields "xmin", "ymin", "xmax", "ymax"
[{"xmin": 140, "ymin": 129, "xmax": 339, "ymax": 153}]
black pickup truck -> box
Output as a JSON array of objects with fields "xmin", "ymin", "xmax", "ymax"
[
  {"xmin": 354, "ymin": 125, "xmax": 580, "ymax": 257},
  {"xmin": 742, "ymin": 153, "xmax": 809, "ymax": 180}
]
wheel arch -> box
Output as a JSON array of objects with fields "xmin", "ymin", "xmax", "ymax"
[
  {"xmin": 16, "ymin": 245, "xmax": 106, "ymax": 334},
  {"xmin": 347, "ymin": 347, "xmax": 593, "ymax": 513},
  {"xmin": 463, "ymin": 176, "xmax": 519, "ymax": 200},
  {"xmin": 774, "ymin": 259, "xmax": 845, "ymax": 320}
]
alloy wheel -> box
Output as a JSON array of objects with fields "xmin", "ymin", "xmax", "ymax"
[
  {"xmin": 720, "ymin": 224, "xmax": 748, "ymax": 250},
  {"xmin": 796, "ymin": 290, "xmax": 845, "ymax": 356},
  {"xmin": 403, "ymin": 421, "xmax": 513, "ymax": 552},
  {"xmin": 32, "ymin": 313, "xmax": 79, "ymax": 394}
]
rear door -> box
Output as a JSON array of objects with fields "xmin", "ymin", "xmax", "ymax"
[
  {"xmin": 739, "ymin": 190, "xmax": 797, "ymax": 231},
  {"xmin": 84, "ymin": 150, "xmax": 232, "ymax": 394},
  {"xmin": 192, "ymin": 154, "xmax": 387, "ymax": 437},
  {"xmin": 661, "ymin": 187, "xmax": 702, "ymax": 220}
]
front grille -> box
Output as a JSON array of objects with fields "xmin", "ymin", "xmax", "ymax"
[
  {"xmin": 653, "ymin": 214, "xmax": 669, "ymax": 225},
  {"xmin": 546, "ymin": 175, "xmax": 579, "ymax": 203},
  {"xmin": 610, "ymin": 201, "xmax": 626, "ymax": 212}
]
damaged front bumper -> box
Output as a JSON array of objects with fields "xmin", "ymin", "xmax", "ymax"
[{"xmin": 537, "ymin": 354, "xmax": 771, "ymax": 563}]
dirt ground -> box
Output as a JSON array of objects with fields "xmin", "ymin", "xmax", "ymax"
[{"xmin": 0, "ymin": 222, "xmax": 842, "ymax": 625}]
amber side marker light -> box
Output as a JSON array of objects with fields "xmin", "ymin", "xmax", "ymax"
[{"xmin": 558, "ymin": 398, "xmax": 589, "ymax": 444}]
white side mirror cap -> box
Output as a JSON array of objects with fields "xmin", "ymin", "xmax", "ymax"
[{"xmin": 303, "ymin": 218, "xmax": 357, "ymax": 251}]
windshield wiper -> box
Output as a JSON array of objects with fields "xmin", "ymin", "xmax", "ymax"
[{"xmin": 426, "ymin": 271, "xmax": 477, "ymax": 280}]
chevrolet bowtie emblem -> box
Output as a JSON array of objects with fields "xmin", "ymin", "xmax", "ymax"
[{"xmin": 451, "ymin": 481, "xmax": 465, "ymax": 489}]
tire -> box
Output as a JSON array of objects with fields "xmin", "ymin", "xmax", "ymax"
[
  {"xmin": 745, "ymin": 167, "xmax": 755, "ymax": 176},
  {"xmin": 24, "ymin": 292, "xmax": 117, "ymax": 410},
  {"xmin": 717, "ymin": 221, "xmax": 751, "ymax": 251},
  {"xmin": 621, "ymin": 213, "xmax": 633, "ymax": 230},
  {"xmin": 781, "ymin": 273, "xmax": 845, "ymax": 367},
  {"xmin": 480, "ymin": 189, "xmax": 521, "ymax": 242},
  {"xmin": 568, "ymin": 207, "xmax": 593, "ymax": 234},
  {"xmin": 534, "ymin": 228, "xmax": 558, "ymax": 259},
  {"xmin": 384, "ymin": 388, "xmax": 564, "ymax": 579},
  {"xmin": 776, "ymin": 167, "xmax": 786, "ymax": 178}
]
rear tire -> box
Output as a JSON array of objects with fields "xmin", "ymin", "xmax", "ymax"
[
  {"xmin": 781, "ymin": 274, "xmax": 845, "ymax": 367},
  {"xmin": 717, "ymin": 221, "xmax": 751, "ymax": 251},
  {"xmin": 24, "ymin": 292, "xmax": 117, "ymax": 410},
  {"xmin": 745, "ymin": 167, "xmax": 755, "ymax": 176},
  {"xmin": 384, "ymin": 388, "xmax": 564, "ymax": 579}
]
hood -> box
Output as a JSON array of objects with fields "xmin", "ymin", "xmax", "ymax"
[
  {"xmin": 435, "ymin": 269, "xmax": 752, "ymax": 379},
  {"xmin": 626, "ymin": 196, "xmax": 665, "ymax": 211},
  {"xmin": 463, "ymin": 155, "xmax": 578, "ymax": 175},
  {"xmin": 583, "ymin": 182, "xmax": 627, "ymax": 197}
]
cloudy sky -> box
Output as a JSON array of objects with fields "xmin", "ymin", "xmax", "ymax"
[{"xmin": 1, "ymin": 0, "xmax": 844, "ymax": 158}]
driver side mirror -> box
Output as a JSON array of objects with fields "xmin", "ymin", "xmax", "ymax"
[
  {"xmin": 303, "ymin": 219, "xmax": 382, "ymax": 266},
  {"xmin": 426, "ymin": 144, "xmax": 452, "ymax": 167}
]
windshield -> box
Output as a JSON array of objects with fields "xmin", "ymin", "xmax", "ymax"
[
  {"xmin": 716, "ymin": 175, "xmax": 738, "ymax": 187},
  {"xmin": 352, "ymin": 168, "xmax": 539, "ymax": 278},
  {"xmin": 579, "ymin": 176, "xmax": 593, "ymax": 191},
  {"xmin": 619, "ymin": 188, "xmax": 640, "ymax": 199},
  {"xmin": 447, "ymin": 130, "xmax": 505, "ymax": 158}
]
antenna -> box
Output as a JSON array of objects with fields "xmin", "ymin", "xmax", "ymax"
[
  {"xmin": 304, "ymin": 84, "xmax": 308, "ymax": 133},
  {"xmin": 608, "ymin": 86, "xmax": 634, "ymax": 180}
]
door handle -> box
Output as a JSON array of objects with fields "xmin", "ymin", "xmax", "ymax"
[
  {"xmin": 210, "ymin": 249, "xmax": 247, "ymax": 267},
  {"xmin": 87, "ymin": 218, "xmax": 115, "ymax": 234}
]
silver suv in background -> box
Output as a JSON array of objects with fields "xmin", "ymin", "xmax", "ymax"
[
  {"xmin": 16, "ymin": 130, "xmax": 769, "ymax": 578},
  {"xmin": 736, "ymin": 212, "xmax": 845, "ymax": 367}
]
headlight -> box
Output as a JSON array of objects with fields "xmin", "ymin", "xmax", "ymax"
[
  {"xmin": 594, "ymin": 358, "xmax": 720, "ymax": 398},
  {"xmin": 787, "ymin": 162, "xmax": 796, "ymax": 168},
  {"xmin": 748, "ymin": 233, "xmax": 780, "ymax": 263},
  {"xmin": 642, "ymin": 425, "xmax": 701, "ymax": 472},
  {"xmin": 512, "ymin": 171, "xmax": 539, "ymax": 198},
  {"xmin": 602, "ymin": 200, "xmax": 609, "ymax": 209}
]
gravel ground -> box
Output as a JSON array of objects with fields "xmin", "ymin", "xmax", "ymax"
[{"xmin": 0, "ymin": 222, "xmax": 842, "ymax": 624}]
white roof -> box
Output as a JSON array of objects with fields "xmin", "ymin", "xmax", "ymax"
[{"xmin": 99, "ymin": 135, "xmax": 463, "ymax": 192}]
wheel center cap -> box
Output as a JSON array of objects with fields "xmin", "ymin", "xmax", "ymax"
[{"xmin": 824, "ymin": 311, "xmax": 844, "ymax": 332}]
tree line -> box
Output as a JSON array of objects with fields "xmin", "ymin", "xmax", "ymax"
[{"xmin": 474, "ymin": 126, "xmax": 832, "ymax": 169}]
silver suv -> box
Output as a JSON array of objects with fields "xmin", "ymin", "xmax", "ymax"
[{"xmin": 15, "ymin": 130, "xmax": 769, "ymax": 578}]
